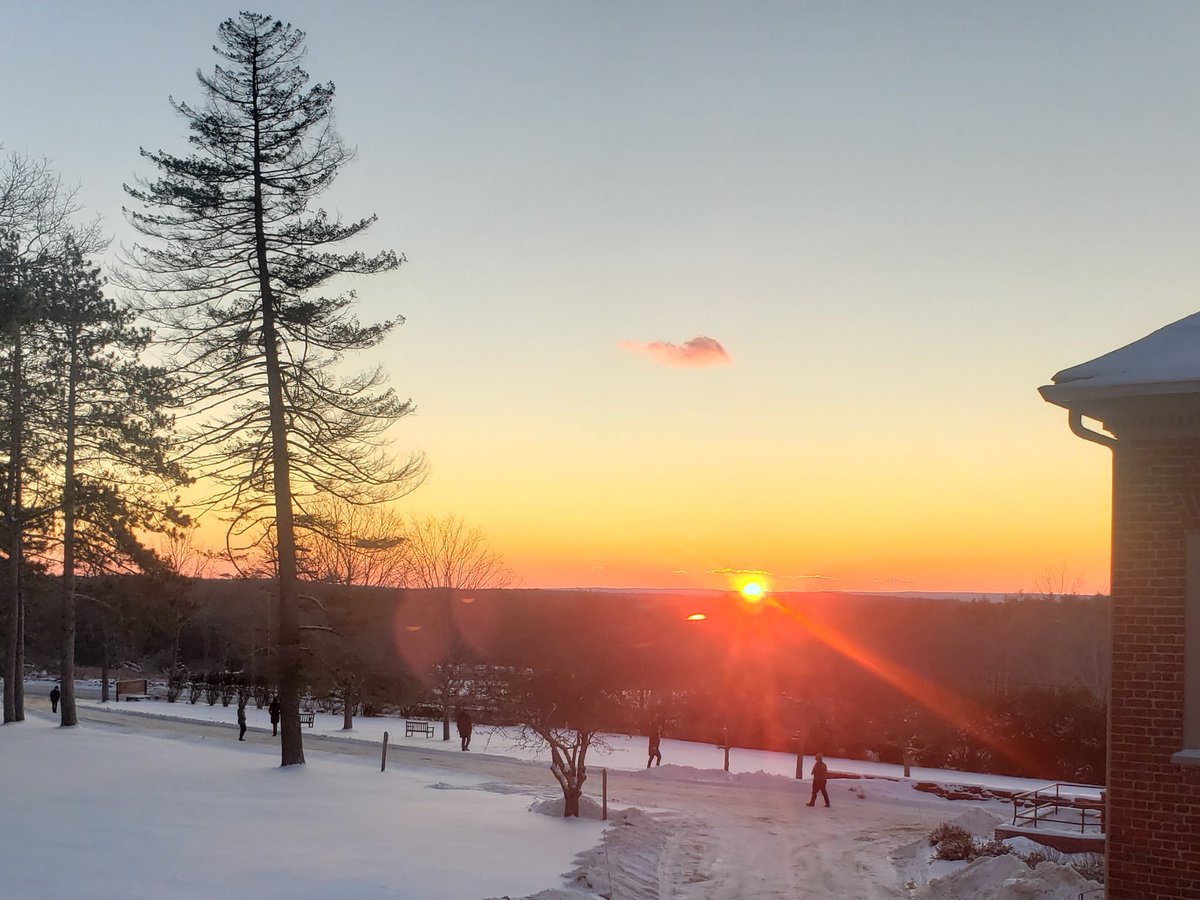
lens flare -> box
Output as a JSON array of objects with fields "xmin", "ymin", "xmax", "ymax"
[
  {"xmin": 687, "ymin": 613, "xmax": 707, "ymax": 621},
  {"xmin": 740, "ymin": 581, "xmax": 765, "ymax": 602}
]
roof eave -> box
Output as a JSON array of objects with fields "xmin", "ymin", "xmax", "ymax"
[{"xmin": 1040, "ymin": 379, "xmax": 1200, "ymax": 411}]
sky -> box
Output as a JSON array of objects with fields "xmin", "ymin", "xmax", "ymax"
[{"xmin": 5, "ymin": 1, "xmax": 1200, "ymax": 593}]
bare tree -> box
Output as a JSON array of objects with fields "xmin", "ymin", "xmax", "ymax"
[
  {"xmin": 401, "ymin": 515, "xmax": 513, "ymax": 592},
  {"xmin": 299, "ymin": 498, "xmax": 408, "ymax": 588},
  {"xmin": 1034, "ymin": 563, "xmax": 1086, "ymax": 602},
  {"xmin": 157, "ymin": 528, "xmax": 215, "ymax": 581},
  {"xmin": 490, "ymin": 662, "xmax": 611, "ymax": 817},
  {"xmin": 401, "ymin": 515, "xmax": 513, "ymax": 739}
]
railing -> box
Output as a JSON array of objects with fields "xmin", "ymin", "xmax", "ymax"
[
  {"xmin": 1078, "ymin": 888, "xmax": 1104, "ymax": 900},
  {"xmin": 1011, "ymin": 781, "xmax": 1105, "ymax": 834}
]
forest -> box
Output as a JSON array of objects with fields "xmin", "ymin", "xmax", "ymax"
[{"xmin": 21, "ymin": 574, "xmax": 1109, "ymax": 785}]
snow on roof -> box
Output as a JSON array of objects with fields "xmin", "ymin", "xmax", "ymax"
[{"xmin": 1041, "ymin": 310, "xmax": 1200, "ymax": 405}]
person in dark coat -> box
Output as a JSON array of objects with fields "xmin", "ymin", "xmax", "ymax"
[
  {"xmin": 268, "ymin": 695, "xmax": 280, "ymax": 736},
  {"xmin": 806, "ymin": 752, "xmax": 830, "ymax": 807},
  {"xmin": 237, "ymin": 699, "xmax": 247, "ymax": 741},
  {"xmin": 647, "ymin": 724, "xmax": 662, "ymax": 768},
  {"xmin": 50, "ymin": 685, "xmax": 61, "ymax": 713},
  {"xmin": 455, "ymin": 708, "xmax": 473, "ymax": 751}
]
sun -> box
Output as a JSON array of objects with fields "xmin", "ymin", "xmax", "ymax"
[{"xmin": 740, "ymin": 581, "xmax": 765, "ymax": 602}]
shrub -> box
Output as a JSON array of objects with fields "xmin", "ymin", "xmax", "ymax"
[
  {"xmin": 1071, "ymin": 852, "xmax": 1105, "ymax": 884},
  {"xmin": 1013, "ymin": 846, "xmax": 1104, "ymax": 883},
  {"xmin": 928, "ymin": 825, "xmax": 1021, "ymax": 864},
  {"xmin": 928, "ymin": 823, "xmax": 970, "ymax": 847},
  {"xmin": 929, "ymin": 824, "xmax": 974, "ymax": 861},
  {"xmin": 166, "ymin": 668, "xmax": 186, "ymax": 703},
  {"xmin": 973, "ymin": 840, "xmax": 1012, "ymax": 858}
]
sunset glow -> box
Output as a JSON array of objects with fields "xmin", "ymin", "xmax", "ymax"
[
  {"xmin": 11, "ymin": 3, "xmax": 1176, "ymax": 599},
  {"xmin": 739, "ymin": 582, "xmax": 765, "ymax": 602}
]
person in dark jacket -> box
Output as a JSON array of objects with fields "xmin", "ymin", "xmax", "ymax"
[
  {"xmin": 237, "ymin": 699, "xmax": 247, "ymax": 741},
  {"xmin": 806, "ymin": 753, "xmax": 830, "ymax": 807},
  {"xmin": 50, "ymin": 685, "xmax": 61, "ymax": 713},
  {"xmin": 268, "ymin": 695, "xmax": 280, "ymax": 736},
  {"xmin": 647, "ymin": 725, "xmax": 662, "ymax": 768},
  {"xmin": 455, "ymin": 708, "xmax": 473, "ymax": 751}
]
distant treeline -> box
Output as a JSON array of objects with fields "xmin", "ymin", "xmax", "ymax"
[{"xmin": 18, "ymin": 576, "xmax": 1108, "ymax": 782}]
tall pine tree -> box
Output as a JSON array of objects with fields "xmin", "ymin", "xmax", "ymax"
[
  {"xmin": 123, "ymin": 13, "xmax": 421, "ymax": 765},
  {"xmin": 43, "ymin": 242, "xmax": 188, "ymax": 726},
  {"xmin": 0, "ymin": 153, "xmax": 100, "ymax": 722}
]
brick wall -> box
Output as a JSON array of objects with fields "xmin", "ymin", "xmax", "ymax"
[{"xmin": 1109, "ymin": 437, "xmax": 1200, "ymax": 898}]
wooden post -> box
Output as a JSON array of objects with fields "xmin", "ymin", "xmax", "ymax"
[
  {"xmin": 602, "ymin": 768, "xmax": 608, "ymax": 821},
  {"xmin": 722, "ymin": 728, "xmax": 730, "ymax": 772},
  {"xmin": 903, "ymin": 749, "xmax": 912, "ymax": 779},
  {"xmin": 796, "ymin": 751, "xmax": 804, "ymax": 779},
  {"xmin": 381, "ymin": 731, "xmax": 389, "ymax": 772}
]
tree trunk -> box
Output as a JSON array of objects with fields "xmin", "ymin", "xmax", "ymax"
[
  {"xmin": 4, "ymin": 321, "xmax": 23, "ymax": 723},
  {"xmin": 100, "ymin": 625, "xmax": 110, "ymax": 702},
  {"xmin": 59, "ymin": 337, "xmax": 79, "ymax": 726},
  {"xmin": 250, "ymin": 48, "xmax": 304, "ymax": 767},
  {"xmin": 563, "ymin": 787, "xmax": 581, "ymax": 818},
  {"xmin": 440, "ymin": 592, "xmax": 453, "ymax": 740},
  {"xmin": 342, "ymin": 689, "xmax": 353, "ymax": 731},
  {"xmin": 14, "ymin": 584, "xmax": 23, "ymax": 720},
  {"xmin": 549, "ymin": 741, "xmax": 588, "ymax": 818}
]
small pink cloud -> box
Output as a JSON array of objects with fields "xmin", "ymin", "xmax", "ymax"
[{"xmin": 619, "ymin": 335, "xmax": 732, "ymax": 368}]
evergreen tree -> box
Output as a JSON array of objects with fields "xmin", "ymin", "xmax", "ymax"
[
  {"xmin": 43, "ymin": 242, "xmax": 188, "ymax": 726},
  {"xmin": 0, "ymin": 153, "xmax": 100, "ymax": 722},
  {"xmin": 123, "ymin": 12, "xmax": 421, "ymax": 765}
]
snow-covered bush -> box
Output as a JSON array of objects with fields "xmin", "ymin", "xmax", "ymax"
[
  {"xmin": 929, "ymin": 824, "xmax": 974, "ymax": 861},
  {"xmin": 929, "ymin": 826, "xmax": 1012, "ymax": 862}
]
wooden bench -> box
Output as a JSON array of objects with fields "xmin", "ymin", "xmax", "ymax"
[
  {"xmin": 116, "ymin": 678, "xmax": 150, "ymax": 701},
  {"xmin": 406, "ymin": 719, "xmax": 435, "ymax": 738},
  {"xmin": 298, "ymin": 710, "xmax": 315, "ymax": 728}
]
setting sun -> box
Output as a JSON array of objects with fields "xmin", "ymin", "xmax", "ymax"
[{"xmin": 740, "ymin": 582, "xmax": 765, "ymax": 602}]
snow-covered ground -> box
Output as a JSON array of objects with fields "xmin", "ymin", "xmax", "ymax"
[
  {"xmin": 6, "ymin": 685, "xmax": 1105, "ymax": 898},
  {"xmin": 68, "ymin": 688, "xmax": 1056, "ymax": 792}
]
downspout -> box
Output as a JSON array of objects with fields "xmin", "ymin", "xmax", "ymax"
[
  {"xmin": 1069, "ymin": 409, "xmax": 1117, "ymax": 450},
  {"xmin": 1066, "ymin": 405, "xmax": 1114, "ymax": 885}
]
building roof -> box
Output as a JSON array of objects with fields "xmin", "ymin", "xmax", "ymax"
[{"xmin": 1040, "ymin": 311, "xmax": 1200, "ymax": 407}]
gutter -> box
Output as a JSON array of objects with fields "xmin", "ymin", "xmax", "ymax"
[{"xmin": 1068, "ymin": 410, "xmax": 1117, "ymax": 450}]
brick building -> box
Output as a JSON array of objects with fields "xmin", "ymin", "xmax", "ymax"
[{"xmin": 1041, "ymin": 312, "xmax": 1200, "ymax": 898}]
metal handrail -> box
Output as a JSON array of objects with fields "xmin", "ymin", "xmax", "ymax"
[{"xmin": 1012, "ymin": 781, "xmax": 1105, "ymax": 834}]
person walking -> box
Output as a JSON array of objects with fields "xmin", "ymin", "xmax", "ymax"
[
  {"xmin": 455, "ymin": 708, "xmax": 473, "ymax": 751},
  {"xmin": 647, "ymin": 724, "xmax": 663, "ymax": 768},
  {"xmin": 806, "ymin": 752, "xmax": 830, "ymax": 807},
  {"xmin": 49, "ymin": 685, "xmax": 61, "ymax": 714},
  {"xmin": 268, "ymin": 695, "xmax": 280, "ymax": 737},
  {"xmin": 237, "ymin": 699, "xmax": 247, "ymax": 741}
]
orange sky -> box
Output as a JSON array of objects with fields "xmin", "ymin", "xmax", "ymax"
[{"xmin": 14, "ymin": 4, "xmax": 1180, "ymax": 596}]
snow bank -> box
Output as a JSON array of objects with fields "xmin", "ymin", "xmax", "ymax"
[
  {"xmin": 530, "ymin": 795, "xmax": 607, "ymax": 820},
  {"xmin": 948, "ymin": 806, "xmax": 1005, "ymax": 838},
  {"xmin": 921, "ymin": 855, "xmax": 1102, "ymax": 900}
]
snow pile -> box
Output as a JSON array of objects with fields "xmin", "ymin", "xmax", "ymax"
[
  {"xmin": 921, "ymin": 855, "xmax": 1102, "ymax": 900},
  {"xmin": 534, "ymin": 807, "xmax": 692, "ymax": 900},
  {"xmin": 948, "ymin": 805, "xmax": 1005, "ymax": 837},
  {"xmin": 530, "ymin": 794, "xmax": 607, "ymax": 820}
]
